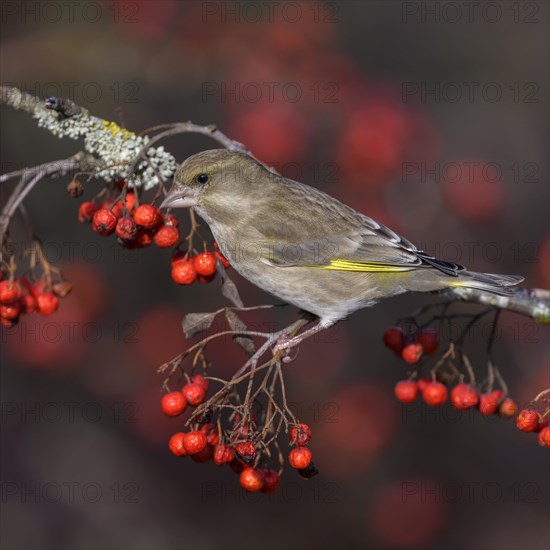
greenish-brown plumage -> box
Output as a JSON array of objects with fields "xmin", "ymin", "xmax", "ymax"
[{"xmin": 162, "ymin": 149, "xmax": 523, "ymax": 329}]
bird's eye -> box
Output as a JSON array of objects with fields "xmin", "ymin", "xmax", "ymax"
[{"xmin": 196, "ymin": 173, "xmax": 209, "ymax": 184}]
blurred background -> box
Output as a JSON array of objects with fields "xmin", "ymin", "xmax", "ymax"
[{"xmin": 1, "ymin": 1, "xmax": 549, "ymax": 549}]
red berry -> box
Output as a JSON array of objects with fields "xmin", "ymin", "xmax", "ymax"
[
  {"xmin": 171, "ymin": 260, "xmax": 197, "ymax": 285},
  {"xmin": 194, "ymin": 252, "xmax": 217, "ymax": 277},
  {"xmin": 290, "ymin": 423, "xmax": 312, "ymax": 446},
  {"xmin": 169, "ymin": 433, "xmax": 188, "ymax": 457},
  {"xmin": 383, "ymin": 326, "xmax": 405, "ymax": 352},
  {"xmin": 191, "ymin": 444, "xmax": 214, "ymax": 463},
  {"xmin": 491, "ymin": 389, "xmax": 505, "ymax": 403},
  {"xmin": 133, "ymin": 204, "xmax": 162, "ymax": 229},
  {"xmin": 192, "ymin": 374, "xmax": 209, "ymax": 392},
  {"xmin": 499, "ymin": 398, "xmax": 518, "ymax": 418},
  {"xmin": 422, "ymin": 381, "xmax": 447, "ymax": 406},
  {"xmin": 229, "ymin": 458, "xmax": 245, "ymax": 474},
  {"xmin": 164, "ymin": 214, "xmax": 179, "ymax": 228},
  {"xmin": 213, "ymin": 241, "xmax": 231, "ymax": 268},
  {"xmin": 478, "ymin": 393, "xmax": 498, "ymax": 416},
  {"xmin": 198, "ymin": 273, "xmax": 216, "ymax": 284},
  {"xmin": 115, "ymin": 216, "xmax": 137, "ymax": 241},
  {"xmin": 133, "ymin": 228, "xmax": 154, "ymax": 248},
  {"xmin": 78, "ymin": 201, "xmax": 99, "ymax": 223},
  {"xmin": 235, "ymin": 442, "xmax": 256, "ymax": 463},
  {"xmin": 0, "ymin": 280, "xmax": 18, "ymax": 304},
  {"xmin": 36, "ymin": 292, "xmax": 59, "ymax": 316},
  {"xmin": 260, "ymin": 469, "xmax": 280, "ymax": 494},
  {"xmin": 213, "ymin": 444, "xmax": 235, "ymax": 466},
  {"xmin": 92, "ymin": 208, "xmax": 117, "ymax": 236},
  {"xmin": 516, "ymin": 409, "xmax": 540, "ymax": 432},
  {"xmin": 161, "ymin": 392, "xmax": 187, "ymax": 417},
  {"xmin": 200, "ymin": 424, "xmax": 220, "ymax": 447},
  {"xmin": 418, "ymin": 328, "xmax": 439, "ymax": 354},
  {"xmin": 182, "ymin": 431, "xmax": 208, "ymax": 455},
  {"xmin": 401, "ymin": 342, "xmax": 423, "ymax": 364},
  {"xmin": 289, "ymin": 447, "xmax": 313, "ymax": 469},
  {"xmin": 20, "ymin": 293, "xmax": 36, "ymax": 315},
  {"xmin": 450, "ymin": 383, "xmax": 479, "ymax": 410},
  {"xmin": 1, "ymin": 304, "xmax": 20, "ymax": 320},
  {"xmin": 538, "ymin": 427, "xmax": 550, "ymax": 448},
  {"xmin": 394, "ymin": 380, "xmax": 419, "ymax": 404},
  {"xmin": 239, "ymin": 468, "xmax": 264, "ymax": 492},
  {"xmin": 124, "ymin": 192, "xmax": 137, "ymax": 213},
  {"xmin": 416, "ymin": 378, "xmax": 431, "ymax": 392},
  {"xmin": 153, "ymin": 225, "xmax": 180, "ymax": 248},
  {"xmin": 182, "ymin": 383, "xmax": 206, "ymax": 406}
]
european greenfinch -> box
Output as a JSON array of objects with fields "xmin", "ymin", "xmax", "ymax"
[{"xmin": 161, "ymin": 150, "xmax": 523, "ymax": 347}]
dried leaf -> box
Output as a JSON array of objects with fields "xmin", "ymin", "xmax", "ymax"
[
  {"xmin": 221, "ymin": 272, "xmax": 244, "ymax": 308},
  {"xmin": 225, "ymin": 309, "xmax": 255, "ymax": 356},
  {"xmin": 182, "ymin": 311, "xmax": 218, "ymax": 339}
]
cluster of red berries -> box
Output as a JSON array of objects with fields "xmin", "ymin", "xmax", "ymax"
[
  {"xmin": 288, "ymin": 423, "xmax": 317, "ymax": 479},
  {"xmin": 516, "ymin": 409, "xmax": 550, "ymax": 448},
  {"xmin": 170, "ymin": 243, "xmax": 230, "ymax": 286},
  {"xmin": 383, "ymin": 326, "xmax": 438, "ymax": 364},
  {"xmin": 79, "ymin": 193, "xmax": 181, "ymax": 249},
  {"xmin": 0, "ymin": 274, "xmax": 69, "ymax": 328},
  {"xmin": 394, "ymin": 378, "xmax": 520, "ymax": 415}
]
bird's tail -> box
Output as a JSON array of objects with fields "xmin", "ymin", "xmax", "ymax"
[{"xmin": 447, "ymin": 271, "xmax": 524, "ymax": 296}]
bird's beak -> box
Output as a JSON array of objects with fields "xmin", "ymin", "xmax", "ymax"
[{"xmin": 160, "ymin": 186, "xmax": 199, "ymax": 209}]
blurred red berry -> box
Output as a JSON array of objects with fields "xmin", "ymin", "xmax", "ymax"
[
  {"xmin": 134, "ymin": 204, "xmax": 162, "ymax": 229},
  {"xmin": 116, "ymin": 216, "xmax": 137, "ymax": 240},
  {"xmin": 192, "ymin": 374, "xmax": 209, "ymax": 392},
  {"xmin": 260, "ymin": 469, "xmax": 280, "ymax": 494},
  {"xmin": 92, "ymin": 208, "xmax": 117, "ymax": 236},
  {"xmin": 153, "ymin": 225, "xmax": 180, "ymax": 248},
  {"xmin": 200, "ymin": 424, "xmax": 220, "ymax": 447},
  {"xmin": 161, "ymin": 392, "xmax": 187, "ymax": 417},
  {"xmin": 78, "ymin": 201, "xmax": 99, "ymax": 223},
  {"xmin": 418, "ymin": 328, "xmax": 439, "ymax": 354},
  {"xmin": 182, "ymin": 431, "xmax": 208, "ymax": 455},
  {"xmin": 182, "ymin": 383, "xmax": 206, "ymax": 406},
  {"xmin": 239, "ymin": 468, "xmax": 264, "ymax": 492},
  {"xmin": 491, "ymin": 389, "xmax": 505, "ymax": 403},
  {"xmin": 401, "ymin": 343, "xmax": 423, "ymax": 364},
  {"xmin": 1, "ymin": 304, "xmax": 20, "ymax": 320},
  {"xmin": 394, "ymin": 380, "xmax": 419, "ymax": 404},
  {"xmin": 538, "ymin": 427, "xmax": 550, "ymax": 448},
  {"xmin": 20, "ymin": 293, "xmax": 36, "ymax": 315},
  {"xmin": 194, "ymin": 252, "xmax": 217, "ymax": 277},
  {"xmin": 450, "ymin": 383, "xmax": 479, "ymax": 410},
  {"xmin": 383, "ymin": 326, "xmax": 405, "ymax": 353},
  {"xmin": 478, "ymin": 393, "xmax": 498, "ymax": 416},
  {"xmin": 229, "ymin": 458, "xmax": 245, "ymax": 474},
  {"xmin": 169, "ymin": 433, "xmax": 188, "ymax": 457},
  {"xmin": 171, "ymin": 260, "xmax": 197, "ymax": 285},
  {"xmin": 36, "ymin": 292, "xmax": 59, "ymax": 316},
  {"xmin": 213, "ymin": 444, "xmax": 235, "ymax": 466},
  {"xmin": 416, "ymin": 378, "xmax": 431, "ymax": 392},
  {"xmin": 289, "ymin": 447, "xmax": 313, "ymax": 469},
  {"xmin": 213, "ymin": 242, "xmax": 231, "ymax": 268},
  {"xmin": 164, "ymin": 213, "xmax": 179, "ymax": 227},
  {"xmin": 499, "ymin": 398, "xmax": 518, "ymax": 418},
  {"xmin": 516, "ymin": 409, "xmax": 540, "ymax": 432},
  {"xmin": 191, "ymin": 444, "xmax": 214, "ymax": 463},
  {"xmin": 235, "ymin": 442, "xmax": 256, "ymax": 463},
  {"xmin": 0, "ymin": 280, "xmax": 18, "ymax": 304},
  {"xmin": 290, "ymin": 423, "xmax": 312, "ymax": 446},
  {"xmin": 422, "ymin": 382, "xmax": 447, "ymax": 406}
]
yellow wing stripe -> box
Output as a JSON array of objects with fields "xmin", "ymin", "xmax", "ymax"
[{"xmin": 308, "ymin": 259, "xmax": 416, "ymax": 272}]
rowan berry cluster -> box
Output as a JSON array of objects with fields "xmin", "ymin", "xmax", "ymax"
[
  {"xmin": 158, "ymin": 336, "xmax": 318, "ymax": 494},
  {"xmin": 0, "ymin": 272, "xmax": 70, "ymax": 327},
  {"xmin": 515, "ymin": 390, "xmax": 550, "ymax": 448},
  {"xmin": 170, "ymin": 244, "xmax": 230, "ymax": 286},
  {"xmin": 385, "ymin": 320, "xmax": 549, "ymax": 449},
  {"xmin": 78, "ymin": 190, "xmax": 181, "ymax": 250}
]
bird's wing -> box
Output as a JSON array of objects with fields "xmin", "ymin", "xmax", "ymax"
[{"xmin": 259, "ymin": 212, "xmax": 465, "ymax": 277}]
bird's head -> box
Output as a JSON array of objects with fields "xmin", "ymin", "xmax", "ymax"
[{"xmin": 160, "ymin": 149, "xmax": 271, "ymax": 218}]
